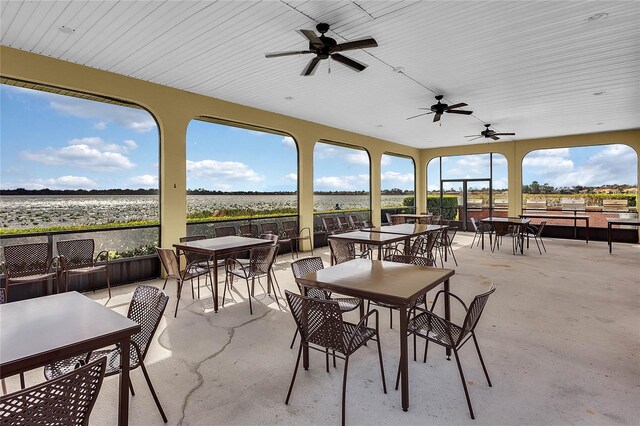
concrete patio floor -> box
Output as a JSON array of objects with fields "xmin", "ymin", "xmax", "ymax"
[{"xmin": 6, "ymin": 233, "xmax": 639, "ymax": 425}]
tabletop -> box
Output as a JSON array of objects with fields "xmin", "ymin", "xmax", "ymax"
[
  {"xmin": 173, "ymin": 235, "xmax": 272, "ymax": 255},
  {"xmin": 482, "ymin": 217, "xmax": 531, "ymax": 225},
  {"xmin": 327, "ymin": 231, "xmax": 407, "ymax": 244},
  {"xmin": 519, "ymin": 213, "xmax": 590, "ymax": 220},
  {"xmin": 606, "ymin": 218, "xmax": 640, "ymax": 226},
  {"xmin": 364, "ymin": 224, "xmax": 447, "ymax": 236},
  {"xmin": 0, "ymin": 292, "xmax": 139, "ymax": 377},
  {"xmin": 295, "ymin": 258, "xmax": 455, "ymax": 307}
]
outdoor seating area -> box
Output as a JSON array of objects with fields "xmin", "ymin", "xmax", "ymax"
[{"xmin": 2, "ymin": 232, "xmax": 637, "ymax": 425}]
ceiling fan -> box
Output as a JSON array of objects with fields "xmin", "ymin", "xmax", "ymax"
[
  {"xmin": 406, "ymin": 95, "xmax": 473, "ymax": 123},
  {"xmin": 465, "ymin": 124, "xmax": 516, "ymax": 141},
  {"xmin": 265, "ymin": 23, "xmax": 378, "ymax": 76}
]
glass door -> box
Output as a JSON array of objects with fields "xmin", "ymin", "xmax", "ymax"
[{"xmin": 440, "ymin": 179, "xmax": 492, "ymax": 231}]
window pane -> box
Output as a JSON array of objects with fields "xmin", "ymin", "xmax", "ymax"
[{"xmin": 381, "ymin": 153, "xmax": 414, "ymax": 208}]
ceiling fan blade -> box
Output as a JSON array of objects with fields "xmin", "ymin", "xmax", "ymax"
[
  {"xmin": 418, "ymin": 108, "xmax": 432, "ymax": 110},
  {"xmin": 299, "ymin": 29, "xmax": 324, "ymax": 49},
  {"xmin": 446, "ymin": 103, "xmax": 468, "ymax": 110},
  {"xmin": 493, "ymin": 132, "xmax": 516, "ymax": 136},
  {"xmin": 332, "ymin": 37, "xmax": 378, "ymax": 52},
  {"xmin": 464, "ymin": 134, "xmax": 481, "ymax": 137},
  {"xmin": 446, "ymin": 109, "xmax": 473, "ymax": 115},
  {"xmin": 406, "ymin": 112, "xmax": 432, "ymax": 120},
  {"xmin": 467, "ymin": 136, "xmax": 483, "ymax": 142},
  {"xmin": 301, "ymin": 56, "xmax": 321, "ymax": 76},
  {"xmin": 433, "ymin": 113, "xmax": 442, "ymax": 123},
  {"xmin": 490, "ymin": 135, "xmax": 500, "ymax": 141},
  {"xmin": 331, "ymin": 53, "xmax": 367, "ymax": 71},
  {"xmin": 265, "ymin": 50, "xmax": 314, "ymax": 58}
]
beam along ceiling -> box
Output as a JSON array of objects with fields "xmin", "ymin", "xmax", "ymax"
[{"xmin": 1, "ymin": 1, "xmax": 639, "ymax": 148}]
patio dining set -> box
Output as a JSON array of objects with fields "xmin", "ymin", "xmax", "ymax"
[{"xmin": 0, "ymin": 218, "xmax": 498, "ymax": 425}]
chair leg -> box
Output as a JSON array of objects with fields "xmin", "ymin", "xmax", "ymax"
[
  {"xmin": 1, "ymin": 378, "xmax": 6, "ymax": 394},
  {"xmin": 423, "ymin": 338, "xmax": 430, "ymax": 363},
  {"xmin": 129, "ymin": 380, "xmax": 135, "ymax": 396},
  {"xmin": 453, "ymin": 349, "xmax": 475, "ymax": 420},
  {"xmin": 19, "ymin": 373, "xmax": 25, "ymax": 389},
  {"xmin": 285, "ymin": 343, "xmax": 303, "ymax": 405},
  {"xmin": 389, "ymin": 308, "xmax": 393, "ymax": 329},
  {"xmin": 105, "ymin": 268, "xmax": 111, "ymax": 299},
  {"xmin": 449, "ymin": 245, "xmax": 458, "ymax": 266},
  {"xmin": 246, "ymin": 277, "xmax": 253, "ymax": 315},
  {"xmin": 375, "ymin": 333, "xmax": 387, "ymax": 394},
  {"xmin": 162, "ymin": 277, "xmax": 168, "ymax": 290},
  {"xmin": 174, "ymin": 278, "xmax": 182, "ymax": 318},
  {"xmin": 395, "ymin": 356, "xmax": 401, "ymax": 391},
  {"xmin": 341, "ymin": 355, "xmax": 350, "ymax": 426},
  {"xmin": 539, "ymin": 237, "xmax": 547, "ymax": 253},
  {"xmin": 470, "ymin": 233, "xmax": 477, "ymax": 248},
  {"xmin": 289, "ymin": 328, "xmax": 298, "ymax": 349},
  {"xmin": 139, "ymin": 361, "xmax": 168, "ymax": 423},
  {"xmin": 472, "ymin": 333, "xmax": 492, "ymax": 387},
  {"xmin": 534, "ymin": 238, "xmax": 542, "ymax": 255},
  {"xmin": 325, "ymin": 348, "xmax": 330, "ymax": 373}
]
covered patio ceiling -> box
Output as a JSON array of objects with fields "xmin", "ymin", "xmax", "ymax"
[{"xmin": 1, "ymin": 1, "xmax": 639, "ymax": 149}]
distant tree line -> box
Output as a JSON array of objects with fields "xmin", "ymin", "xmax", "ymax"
[
  {"xmin": 523, "ymin": 181, "xmax": 636, "ymax": 194},
  {"xmin": 1, "ymin": 188, "xmax": 414, "ymax": 196}
]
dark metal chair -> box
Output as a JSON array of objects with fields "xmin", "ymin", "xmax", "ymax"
[
  {"xmin": 215, "ymin": 226, "xmax": 236, "ymax": 237},
  {"xmin": 321, "ymin": 216, "xmax": 342, "ymax": 234},
  {"xmin": 336, "ymin": 216, "xmax": 352, "ymax": 231},
  {"xmin": 328, "ymin": 239, "xmax": 370, "ymax": 265},
  {"xmin": 284, "ymin": 290, "xmax": 387, "ymax": 426},
  {"xmin": 223, "ymin": 245, "xmax": 279, "ymax": 314},
  {"xmin": 288, "ymin": 257, "xmax": 361, "ymax": 349},
  {"xmin": 369, "ymin": 254, "xmax": 435, "ymax": 330},
  {"xmin": 399, "ymin": 283, "xmax": 496, "ymax": 419},
  {"xmin": 56, "ymin": 239, "xmax": 110, "ymax": 298},
  {"xmin": 347, "ymin": 215, "xmax": 361, "ymax": 229},
  {"xmin": 1, "ymin": 357, "xmax": 107, "ymax": 425},
  {"xmin": 260, "ymin": 222, "xmax": 280, "ymax": 236},
  {"xmin": 282, "ymin": 220, "xmax": 313, "ymax": 258},
  {"xmin": 177, "ymin": 235, "xmax": 216, "ymax": 299},
  {"xmin": 470, "ymin": 217, "xmax": 492, "ymax": 248},
  {"xmin": 44, "ymin": 285, "xmax": 169, "ymax": 423},
  {"xmin": 491, "ymin": 221, "xmax": 520, "ymax": 254},
  {"xmin": 156, "ymin": 247, "xmax": 210, "ymax": 317},
  {"xmin": 2, "ymin": 242, "xmax": 57, "ymax": 302},
  {"xmin": 524, "ymin": 220, "xmax": 547, "ymax": 255},
  {"xmin": 435, "ymin": 226, "xmax": 458, "ymax": 266},
  {"xmin": 239, "ymin": 223, "xmax": 258, "ymax": 238}
]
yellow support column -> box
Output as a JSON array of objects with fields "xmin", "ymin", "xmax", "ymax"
[{"xmin": 296, "ymin": 134, "xmax": 316, "ymax": 252}]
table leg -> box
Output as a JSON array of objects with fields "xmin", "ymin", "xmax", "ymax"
[
  {"xmin": 404, "ymin": 237, "xmax": 411, "ymax": 255},
  {"xmin": 481, "ymin": 231, "xmax": 485, "ymax": 250},
  {"xmin": 212, "ymin": 254, "xmax": 219, "ymax": 312},
  {"xmin": 118, "ymin": 338, "xmax": 131, "ymax": 426},
  {"xmin": 608, "ymin": 223, "xmax": 612, "ymax": 254},
  {"xmin": 377, "ymin": 243, "xmax": 382, "ymax": 260},
  {"xmin": 399, "ymin": 305, "xmax": 409, "ymax": 412},
  {"xmin": 586, "ymin": 218, "xmax": 589, "ymax": 244},
  {"xmin": 444, "ymin": 278, "xmax": 451, "ymax": 358}
]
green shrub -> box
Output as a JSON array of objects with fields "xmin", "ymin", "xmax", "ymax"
[
  {"xmin": 402, "ymin": 196, "xmax": 415, "ymax": 207},
  {"xmin": 427, "ymin": 196, "xmax": 458, "ymax": 220}
]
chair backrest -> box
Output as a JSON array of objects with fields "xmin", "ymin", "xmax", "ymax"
[
  {"xmin": 3, "ymin": 243, "xmax": 51, "ymax": 278},
  {"xmin": 418, "ymin": 216, "xmax": 433, "ymax": 225},
  {"xmin": 285, "ymin": 290, "xmax": 345, "ymax": 354},
  {"xmin": 444, "ymin": 227, "xmax": 457, "ymax": 246},
  {"xmin": 259, "ymin": 233, "xmax": 279, "ymax": 246},
  {"xmin": 385, "ymin": 212, "xmax": 393, "ymax": 224},
  {"xmin": 215, "ymin": 226, "xmax": 236, "ymax": 237},
  {"xmin": 249, "ymin": 245, "xmax": 278, "ymax": 274},
  {"xmin": 321, "ymin": 217, "xmax": 339, "ymax": 233},
  {"xmin": 261, "ymin": 222, "xmax": 279, "ymax": 235},
  {"xmin": 492, "ymin": 221, "xmax": 512, "ymax": 236},
  {"xmin": 390, "ymin": 216, "xmax": 404, "ymax": 225},
  {"xmin": 155, "ymin": 247, "xmax": 181, "ymax": 279},
  {"xmin": 328, "ymin": 239, "xmax": 356, "ymax": 264},
  {"xmin": 460, "ymin": 284, "xmax": 496, "ymax": 343},
  {"xmin": 535, "ymin": 221, "xmax": 547, "ymax": 237},
  {"xmin": 127, "ymin": 285, "xmax": 169, "ymax": 367},
  {"xmin": 239, "ymin": 224, "xmax": 257, "ymax": 238},
  {"xmin": 385, "ymin": 253, "xmax": 434, "ymax": 267},
  {"xmin": 347, "ymin": 215, "xmax": 360, "ymax": 229},
  {"xmin": 361, "ymin": 219, "xmax": 374, "ymax": 228},
  {"xmin": 56, "ymin": 239, "xmax": 95, "ymax": 269},
  {"xmin": 290, "ymin": 257, "xmax": 327, "ymax": 299},
  {"xmin": 470, "ymin": 217, "xmax": 481, "ymax": 232},
  {"xmin": 0, "ymin": 356, "xmax": 107, "ymax": 425},
  {"xmin": 336, "ymin": 216, "xmax": 351, "ymax": 230},
  {"xmin": 282, "ymin": 220, "xmax": 298, "ymax": 237},
  {"xmin": 179, "ymin": 235, "xmax": 208, "ymax": 264}
]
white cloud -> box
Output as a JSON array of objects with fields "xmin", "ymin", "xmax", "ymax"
[
  {"xmin": 282, "ymin": 136, "xmax": 296, "ymax": 149},
  {"xmin": 315, "ymin": 143, "xmax": 370, "ymax": 165},
  {"xmin": 22, "ymin": 143, "xmax": 135, "ymax": 171},
  {"xmin": 381, "ymin": 171, "xmax": 414, "ymax": 184},
  {"xmin": 314, "ymin": 174, "xmax": 369, "ymax": 190},
  {"xmin": 187, "ymin": 159, "xmax": 264, "ymax": 183},
  {"xmin": 127, "ymin": 174, "xmax": 158, "ymax": 187},
  {"xmin": 283, "ymin": 173, "xmax": 297, "ymax": 181},
  {"xmin": 94, "ymin": 121, "xmax": 107, "ymax": 130},
  {"xmin": 124, "ymin": 139, "xmax": 138, "ymax": 150},
  {"xmin": 67, "ymin": 137, "xmax": 137, "ymax": 154}
]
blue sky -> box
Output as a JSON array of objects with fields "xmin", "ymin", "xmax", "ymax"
[{"xmin": 2, "ymin": 84, "xmax": 636, "ymax": 192}]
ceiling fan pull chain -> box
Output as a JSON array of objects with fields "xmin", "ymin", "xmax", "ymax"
[{"xmin": 328, "ymin": 56, "xmax": 331, "ymax": 74}]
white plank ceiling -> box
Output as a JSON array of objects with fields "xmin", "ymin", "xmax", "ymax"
[{"xmin": 1, "ymin": 0, "xmax": 639, "ymax": 148}]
